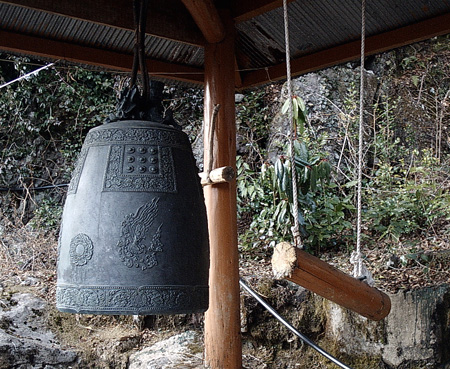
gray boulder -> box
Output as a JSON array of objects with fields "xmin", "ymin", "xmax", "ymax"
[
  {"xmin": 129, "ymin": 330, "xmax": 204, "ymax": 369},
  {"xmin": 325, "ymin": 285, "xmax": 450, "ymax": 368},
  {"xmin": 0, "ymin": 293, "xmax": 78, "ymax": 369}
]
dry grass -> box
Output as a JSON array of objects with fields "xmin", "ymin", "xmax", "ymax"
[
  {"xmin": 0, "ymin": 217, "xmax": 58, "ymax": 279},
  {"xmin": 319, "ymin": 232, "xmax": 450, "ymax": 294}
]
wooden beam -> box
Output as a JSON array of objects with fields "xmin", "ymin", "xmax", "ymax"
[
  {"xmin": 0, "ymin": 30, "xmax": 204, "ymax": 85},
  {"xmin": 233, "ymin": 0, "xmax": 294, "ymax": 23},
  {"xmin": 234, "ymin": 57, "xmax": 243, "ymax": 89},
  {"xmin": 272, "ymin": 242, "xmax": 391, "ymax": 321},
  {"xmin": 240, "ymin": 12, "xmax": 450, "ymax": 89},
  {"xmin": 0, "ymin": 0, "xmax": 205, "ymax": 46},
  {"xmin": 203, "ymin": 11, "xmax": 241, "ymax": 369},
  {"xmin": 181, "ymin": 0, "xmax": 225, "ymax": 44}
]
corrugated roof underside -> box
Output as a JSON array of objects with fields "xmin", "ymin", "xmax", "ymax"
[
  {"xmin": 1, "ymin": 0, "xmax": 449, "ymax": 75},
  {"xmin": 0, "ymin": 2, "xmax": 204, "ymax": 68},
  {"xmin": 235, "ymin": 0, "xmax": 450, "ymax": 69}
]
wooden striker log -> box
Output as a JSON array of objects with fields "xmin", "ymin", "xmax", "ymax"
[{"xmin": 272, "ymin": 242, "xmax": 391, "ymax": 321}]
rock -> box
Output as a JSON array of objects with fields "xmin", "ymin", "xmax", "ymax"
[
  {"xmin": 20, "ymin": 276, "xmax": 40, "ymax": 286},
  {"xmin": 235, "ymin": 93, "xmax": 245, "ymax": 103},
  {"xmin": 241, "ymin": 275, "xmax": 450, "ymax": 368},
  {"xmin": 128, "ymin": 330, "xmax": 204, "ymax": 369},
  {"xmin": 325, "ymin": 284, "xmax": 450, "ymax": 368},
  {"xmin": 268, "ymin": 65, "xmax": 378, "ymax": 169},
  {"xmin": 0, "ymin": 293, "xmax": 78, "ymax": 369}
]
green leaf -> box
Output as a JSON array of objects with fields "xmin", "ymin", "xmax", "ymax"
[
  {"xmin": 281, "ymin": 170, "xmax": 289, "ymax": 194},
  {"xmin": 295, "ymin": 158, "xmax": 310, "ymax": 170},
  {"xmin": 297, "ymin": 210, "xmax": 306, "ymax": 225},
  {"xmin": 301, "ymin": 167, "xmax": 310, "ymax": 195},
  {"xmin": 278, "ymin": 202, "xmax": 288, "ymax": 224},
  {"xmin": 296, "ymin": 141, "xmax": 309, "ymax": 162},
  {"xmin": 275, "ymin": 158, "xmax": 284, "ymax": 183},
  {"xmin": 293, "ymin": 139, "xmax": 301, "ymax": 154},
  {"xmin": 316, "ymin": 162, "xmax": 324, "ymax": 179},
  {"xmin": 309, "ymin": 155, "xmax": 321, "ymax": 166},
  {"xmin": 273, "ymin": 202, "xmax": 281, "ymax": 221},
  {"xmin": 296, "ymin": 96, "xmax": 306, "ymax": 112},
  {"xmin": 248, "ymin": 185, "xmax": 255, "ymax": 198},
  {"xmin": 292, "ymin": 97, "xmax": 299, "ymax": 120},
  {"xmin": 282, "ymin": 165, "xmax": 292, "ymax": 201},
  {"xmin": 344, "ymin": 180, "xmax": 358, "ymax": 188},
  {"xmin": 297, "ymin": 115, "xmax": 305, "ymax": 135},
  {"xmin": 322, "ymin": 161, "xmax": 331, "ymax": 179},
  {"xmin": 281, "ymin": 98, "xmax": 290, "ymax": 115}
]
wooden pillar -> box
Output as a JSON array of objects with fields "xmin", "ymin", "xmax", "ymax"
[{"xmin": 203, "ymin": 11, "xmax": 242, "ymax": 369}]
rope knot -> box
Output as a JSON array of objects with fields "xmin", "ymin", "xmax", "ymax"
[{"xmin": 350, "ymin": 251, "xmax": 374, "ymax": 287}]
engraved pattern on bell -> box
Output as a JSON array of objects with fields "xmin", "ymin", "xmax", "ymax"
[
  {"xmin": 103, "ymin": 145, "xmax": 176, "ymax": 193},
  {"xmin": 69, "ymin": 233, "xmax": 94, "ymax": 266},
  {"xmin": 83, "ymin": 127, "xmax": 187, "ymax": 148},
  {"xmin": 117, "ymin": 198, "xmax": 163, "ymax": 270},
  {"xmin": 68, "ymin": 146, "xmax": 89, "ymax": 195},
  {"xmin": 56, "ymin": 285, "xmax": 208, "ymax": 314}
]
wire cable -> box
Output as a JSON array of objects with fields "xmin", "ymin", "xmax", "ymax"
[
  {"xmin": 0, "ymin": 62, "xmax": 56, "ymax": 89},
  {"xmin": 239, "ymin": 278, "xmax": 354, "ymax": 369},
  {"xmin": 0, "ymin": 183, "xmax": 68, "ymax": 192}
]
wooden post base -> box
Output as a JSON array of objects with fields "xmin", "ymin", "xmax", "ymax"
[{"xmin": 272, "ymin": 242, "xmax": 391, "ymax": 321}]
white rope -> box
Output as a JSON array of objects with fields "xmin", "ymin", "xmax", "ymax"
[
  {"xmin": 351, "ymin": 0, "xmax": 374, "ymax": 286},
  {"xmin": 282, "ymin": 0, "xmax": 302, "ymax": 248},
  {"xmin": 0, "ymin": 62, "xmax": 56, "ymax": 89}
]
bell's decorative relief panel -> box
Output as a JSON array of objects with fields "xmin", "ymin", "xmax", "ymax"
[
  {"xmin": 103, "ymin": 144, "xmax": 176, "ymax": 193},
  {"xmin": 67, "ymin": 146, "xmax": 89, "ymax": 195},
  {"xmin": 117, "ymin": 198, "xmax": 164, "ymax": 270},
  {"xmin": 84, "ymin": 127, "xmax": 187, "ymax": 148},
  {"xmin": 67, "ymin": 127, "xmax": 186, "ymax": 194},
  {"xmin": 56, "ymin": 285, "xmax": 208, "ymax": 314},
  {"xmin": 69, "ymin": 233, "xmax": 94, "ymax": 266}
]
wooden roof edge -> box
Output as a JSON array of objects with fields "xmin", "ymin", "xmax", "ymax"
[
  {"xmin": 0, "ymin": 0, "xmax": 206, "ymax": 47},
  {"xmin": 239, "ymin": 12, "xmax": 450, "ymax": 90},
  {"xmin": 0, "ymin": 30, "xmax": 205, "ymax": 85},
  {"xmin": 232, "ymin": 0, "xmax": 294, "ymax": 23},
  {"xmin": 181, "ymin": 0, "xmax": 225, "ymax": 44}
]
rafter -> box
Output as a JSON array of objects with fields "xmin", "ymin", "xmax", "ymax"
[
  {"xmin": 232, "ymin": 0, "xmax": 294, "ymax": 23},
  {"xmin": 0, "ymin": 0, "xmax": 205, "ymax": 46},
  {"xmin": 181, "ymin": 0, "xmax": 225, "ymax": 44},
  {"xmin": 240, "ymin": 12, "xmax": 450, "ymax": 89},
  {"xmin": 0, "ymin": 30, "xmax": 204, "ymax": 85}
]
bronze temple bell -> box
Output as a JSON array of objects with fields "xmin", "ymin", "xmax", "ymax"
[
  {"xmin": 56, "ymin": 79, "xmax": 210, "ymax": 315},
  {"xmin": 56, "ymin": 0, "xmax": 209, "ymax": 315}
]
